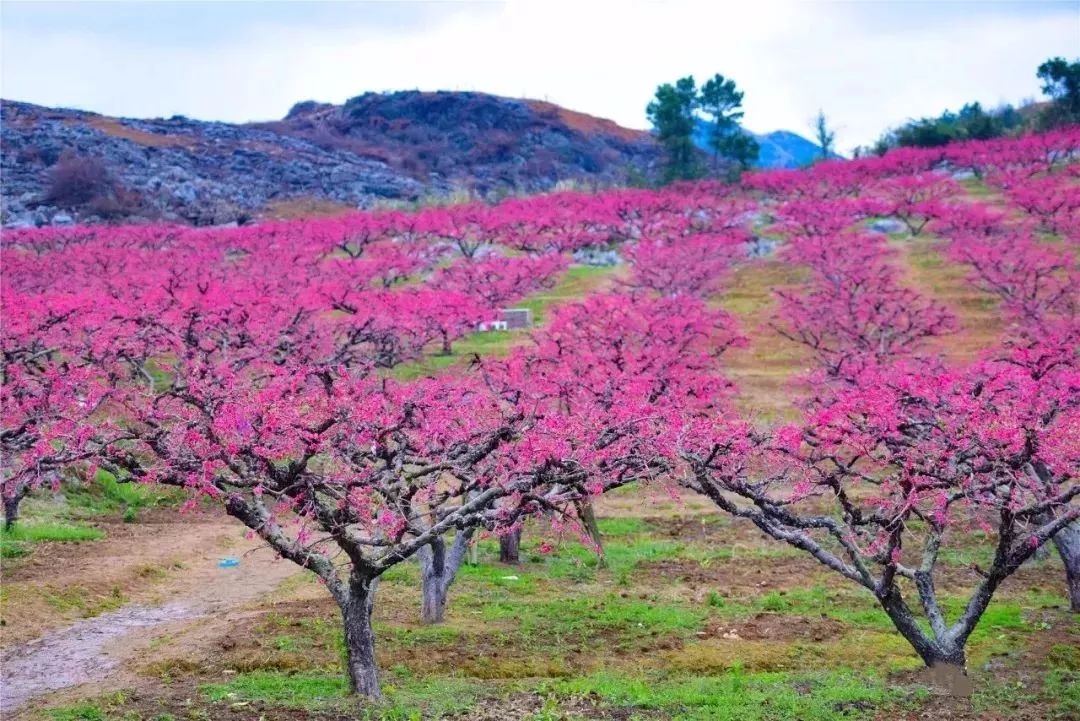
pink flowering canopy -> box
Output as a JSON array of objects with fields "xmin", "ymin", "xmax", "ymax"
[{"xmin": 2, "ymin": 126, "xmax": 1078, "ymax": 694}]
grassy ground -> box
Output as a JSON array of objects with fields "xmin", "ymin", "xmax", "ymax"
[
  {"xmin": 0, "ymin": 522, "xmax": 104, "ymax": 560},
  {"xmin": 29, "ymin": 493, "xmax": 1079, "ymax": 720},
  {"xmin": 0, "ymin": 471, "xmax": 185, "ymax": 560}
]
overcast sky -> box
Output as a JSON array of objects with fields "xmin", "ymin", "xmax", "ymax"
[{"xmin": 2, "ymin": 1, "xmax": 1078, "ymax": 153}]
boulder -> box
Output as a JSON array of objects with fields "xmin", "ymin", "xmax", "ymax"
[
  {"xmin": 573, "ymin": 247, "xmax": 621, "ymax": 267},
  {"xmin": 868, "ymin": 218, "xmax": 906, "ymax": 234}
]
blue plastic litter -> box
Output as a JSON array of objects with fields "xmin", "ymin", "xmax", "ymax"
[{"xmin": 218, "ymin": 557, "xmax": 240, "ymax": 568}]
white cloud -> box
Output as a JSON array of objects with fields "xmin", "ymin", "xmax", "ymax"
[{"xmin": 2, "ymin": 0, "xmax": 1077, "ymax": 152}]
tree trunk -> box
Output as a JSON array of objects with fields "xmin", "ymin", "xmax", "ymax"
[
  {"xmin": 879, "ymin": 587, "xmax": 966, "ymax": 670},
  {"xmin": 1050, "ymin": 519, "xmax": 1080, "ymax": 612},
  {"xmin": 576, "ymin": 500, "xmax": 606, "ymax": 568},
  {"xmin": 419, "ymin": 538, "xmax": 449, "ymax": 625},
  {"xmin": 418, "ymin": 530, "xmax": 473, "ymax": 625},
  {"xmin": 3, "ymin": 482, "xmax": 28, "ymax": 531},
  {"xmin": 499, "ymin": 528, "xmax": 522, "ymax": 564},
  {"xmin": 339, "ymin": 575, "xmax": 380, "ymax": 698},
  {"xmin": 420, "ymin": 572, "xmax": 448, "ymax": 624},
  {"xmin": 4, "ymin": 494, "xmax": 22, "ymax": 531}
]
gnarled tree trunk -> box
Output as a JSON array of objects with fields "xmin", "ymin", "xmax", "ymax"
[
  {"xmin": 1050, "ymin": 519, "xmax": 1080, "ymax": 612},
  {"xmin": 1031, "ymin": 465, "xmax": 1080, "ymax": 612},
  {"xmin": 418, "ymin": 530, "xmax": 473, "ymax": 624},
  {"xmin": 576, "ymin": 500, "xmax": 606, "ymax": 568},
  {"xmin": 499, "ymin": 527, "xmax": 522, "ymax": 564},
  {"xmin": 337, "ymin": 573, "xmax": 380, "ymax": 698},
  {"xmin": 878, "ymin": 587, "xmax": 967, "ymax": 670},
  {"xmin": 3, "ymin": 480, "xmax": 30, "ymax": 530}
]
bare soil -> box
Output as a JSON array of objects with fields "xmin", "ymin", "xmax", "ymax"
[{"xmin": 1, "ymin": 510, "xmax": 299, "ymax": 715}]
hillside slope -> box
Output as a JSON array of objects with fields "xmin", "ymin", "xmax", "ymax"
[
  {"xmin": 2, "ymin": 91, "xmax": 838, "ymax": 228},
  {"xmin": 0, "ymin": 93, "xmax": 658, "ymax": 227}
]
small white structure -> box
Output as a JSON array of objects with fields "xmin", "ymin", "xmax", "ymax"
[
  {"xmin": 477, "ymin": 308, "xmax": 533, "ymax": 332},
  {"xmin": 502, "ymin": 308, "xmax": 533, "ymax": 330}
]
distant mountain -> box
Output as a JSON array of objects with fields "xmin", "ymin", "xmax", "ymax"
[
  {"xmin": 752, "ymin": 130, "xmax": 837, "ymax": 168},
  {"xmin": 692, "ymin": 119, "xmax": 836, "ymax": 169},
  {"xmin": 1, "ymin": 92, "xmax": 658, "ymax": 227}
]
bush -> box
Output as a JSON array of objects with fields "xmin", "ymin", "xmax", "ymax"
[
  {"xmin": 45, "ymin": 151, "xmax": 112, "ymax": 206},
  {"xmin": 43, "ymin": 150, "xmax": 147, "ymax": 219}
]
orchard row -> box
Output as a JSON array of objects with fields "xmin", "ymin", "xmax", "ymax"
[{"xmin": 2, "ymin": 128, "xmax": 1077, "ymax": 697}]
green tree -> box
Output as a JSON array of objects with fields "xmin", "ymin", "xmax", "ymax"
[
  {"xmin": 811, "ymin": 109, "xmax": 836, "ymax": 161},
  {"xmin": 1037, "ymin": 56, "xmax": 1080, "ymax": 126},
  {"xmin": 646, "ymin": 76, "xmax": 702, "ymax": 182},
  {"xmin": 874, "ymin": 100, "xmax": 1025, "ymax": 153},
  {"xmin": 714, "ymin": 132, "xmax": 760, "ymax": 172},
  {"xmin": 894, "ymin": 116, "xmax": 960, "ymax": 148},
  {"xmin": 695, "ymin": 73, "xmax": 747, "ymax": 171},
  {"xmin": 955, "ymin": 102, "xmax": 1001, "ymax": 141}
]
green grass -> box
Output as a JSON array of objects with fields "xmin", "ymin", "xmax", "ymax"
[
  {"xmin": 44, "ymin": 662, "xmax": 1078, "ymax": 721},
  {"xmin": 709, "ymin": 582, "xmax": 1059, "ymax": 640},
  {"xmin": 480, "ymin": 594, "xmax": 706, "ymax": 650},
  {"xmin": 43, "ymin": 706, "xmax": 109, "ymax": 721},
  {"xmin": 544, "ymin": 669, "xmax": 913, "ymax": 721},
  {"xmin": 1043, "ymin": 669, "xmax": 1080, "ymax": 719},
  {"xmin": 0, "ymin": 521, "xmax": 104, "ymax": 558},
  {"xmin": 515, "ymin": 264, "xmax": 620, "ymax": 324},
  {"xmin": 63, "ymin": 470, "xmax": 185, "ymax": 521},
  {"xmin": 957, "ymin": 176, "xmax": 998, "ymax": 198},
  {"xmin": 1047, "ymin": 643, "xmax": 1080, "ymax": 671},
  {"xmin": 203, "ymin": 671, "xmax": 348, "ymax": 708},
  {"xmin": 455, "ymin": 562, "xmax": 539, "ymax": 594},
  {"xmin": 391, "ymin": 330, "xmax": 518, "ymax": 380},
  {"xmin": 201, "ymin": 671, "xmax": 500, "ymax": 719},
  {"xmin": 3, "ymin": 471, "xmax": 184, "ymax": 559},
  {"xmin": 969, "ymin": 667, "xmax": 1080, "ymax": 721},
  {"xmin": 40, "ymin": 692, "xmax": 131, "ymax": 721},
  {"xmin": 594, "ymin": 516, "xmax": 652, "ymax": 536},
  {"xmin": 539, "ymin": 536, "xmax": 684, "ymax": 580},
  {"xmin": 196, "ymin": 666, "xmax": 921, "ymax": 721}
]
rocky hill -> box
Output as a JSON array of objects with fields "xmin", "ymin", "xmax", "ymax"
[
  {"xmin": 1, "ymin": 92, "xmax": 658, "ymax": 227},
  {"xmin": 692, "ymin": 119, "xmax": 835, "ymax": 169},
  {"xmin": 752, "ymin": 130, "xmax": 838, "ymax": 168}
]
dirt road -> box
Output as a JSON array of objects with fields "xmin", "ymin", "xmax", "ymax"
[{"xmin": 1, "ymin": 514, "xmax": 300, "ymax": 715}]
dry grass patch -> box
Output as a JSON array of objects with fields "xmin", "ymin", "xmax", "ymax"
[
  {"xmin": 258, "ymin": 196, "xmax": 358, "ymax": 221},
  {"xmin": 83, "ymin": 117, "xmax": 189, "ymax": 148}
]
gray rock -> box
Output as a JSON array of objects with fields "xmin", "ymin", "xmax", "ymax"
[
  {"xmin": 172, "ymin": 182, "xmax": 199, "ymax": 204},
  {"xmin": 51, "ymin": 212, "xmax": 74, "ymax": 226},
  {"xmin": 868, "ymin": 218, "xmax": 906, "ymax": 234},
  {"xmin": 329, "ymin": 165, "xmax": 358, "ymax": 185},
  {"xmin": 573, "ymin": 247, "xmax": 621, "ymax": 266},
  {"xmin": 747, "ymin": 236, "xmax": 780, "ymax": 258},
  {"xmin": 3, "ymin": 215, "xmax": 35, "ymax": 229}
]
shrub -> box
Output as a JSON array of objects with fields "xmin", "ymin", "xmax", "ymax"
[{"xmin": 45, "ymin": 151, "xmax": 112, "ymax": 207}]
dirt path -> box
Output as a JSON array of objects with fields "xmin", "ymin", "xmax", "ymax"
[{"xmin": 1, "ymin": 515, "xmax": 300, "ymax": 715}]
